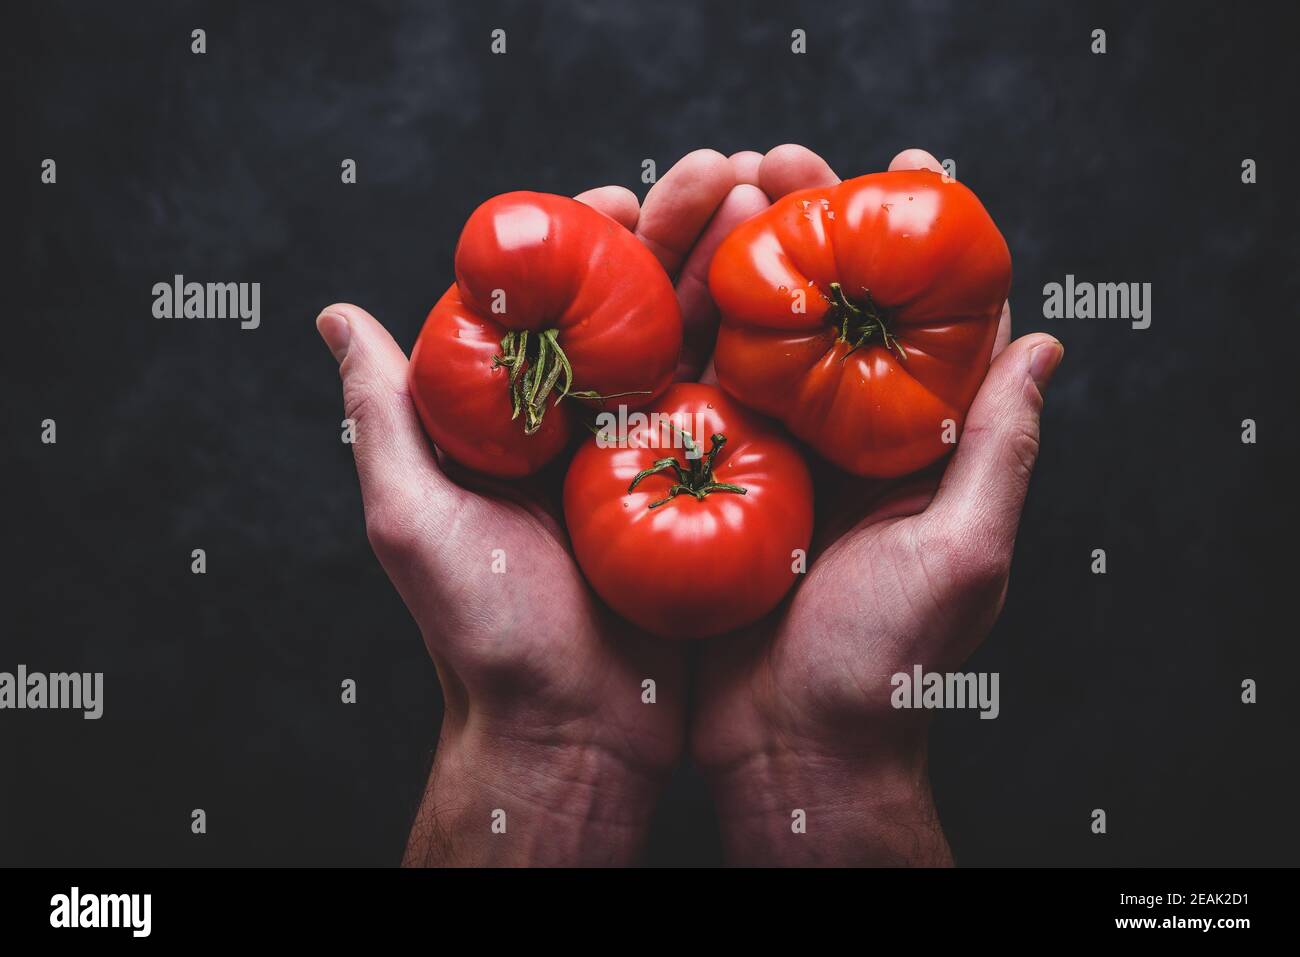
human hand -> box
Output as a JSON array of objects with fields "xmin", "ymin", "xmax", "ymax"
[
  {"xmin": 690, "ymin": 145, "xmax": 1063, "ymax": 865},
  {"xmin": 316, "ymin": 149, "xmax": 759, "ymax": 865}
]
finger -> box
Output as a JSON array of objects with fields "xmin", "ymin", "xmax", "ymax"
[
  {"xmin": 574, "ymin": 185, "xmax": 640, "ymax": 232},
  {"xmin": 315, "ymin": 303, "xmax": 460, "ymax": 541},
  {"xmin": 673, "ymin": 183, "xmax": 770, "ymax": 380},
  {"xmin": 757, "ymin": 143, "xmax": 840, "ymax": 199},
  {"xmin": 888, "ymin": 147, "xmax": 944, "ymax": 173},
  {"xmin": 992, "ymin": 300, "xmax": 1012, "ymax": 358},
  {"xmin": 636, "ymin": 148, "xmax": 734, "ymax": 275},
  {"xmin": 927, "ymin": 333, "xmax": 1063, "ymax": 557},
  {"xmin": 729, "ymin": 150, "xmax": 764, "ymax": 186}
]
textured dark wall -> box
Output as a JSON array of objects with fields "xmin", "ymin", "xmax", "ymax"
[{"xmin": 5, "ymin": 0, "xmax": 1298, "ymax": 866}]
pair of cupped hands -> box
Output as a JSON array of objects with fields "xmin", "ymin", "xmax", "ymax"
[{"xmin": 316, "ymin": 145, "xmax": 1063, "ymax": 866}]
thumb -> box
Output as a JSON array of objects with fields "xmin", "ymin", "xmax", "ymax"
[
  {"xmin": 316, "ymin": 303, "xmax": 459, "ymax": 557},
  {"xmin": 928, "ymin": 333, "xmax": 1063, "ymax": 554}
]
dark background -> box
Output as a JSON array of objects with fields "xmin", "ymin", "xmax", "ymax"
[{"xmin": 5, "ymin": 0, "xmax": 1298, "ymax": 866}]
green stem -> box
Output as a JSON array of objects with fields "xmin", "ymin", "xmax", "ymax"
[
  {"xmin": 491, "ymin": 328, "xmax": 649, "ymax": 435},
  {"xmin": 627, "ymin": 432, "xmax": 748, "ymax": 509},
  {"xmin": 826, "ymin": 282, "xmax": 907, "ymax": 363}
]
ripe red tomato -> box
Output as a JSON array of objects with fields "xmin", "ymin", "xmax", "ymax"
[
  {"xmin": 564, "ymin": 384, "xmax": 813, "ymax": 639},
  {"xmin": 708, "ymin": 169, "xmax": 1011, "ymax": 478},
  {"xmin": 410, "ymin": 192, "xmax": 682, "ymax": 477}
]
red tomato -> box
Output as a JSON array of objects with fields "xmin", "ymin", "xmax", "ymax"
[
  {"xmin": 708, "ymin": 169, "xmax": 1011, "ymax": 478},
  {"xmin": 564, "ymin": 384, "xmax": 813, "ymax": 639},
  {"xmin": 410, "ymin": 192, "xmax": 682, "ymax": 477}
]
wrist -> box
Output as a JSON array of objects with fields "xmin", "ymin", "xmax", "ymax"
[
  {"xmin": 403, "ymin": 717, "xmax": 667, "ymax": 867},
  {"xmin": 703, "ymin": 732, "xmax": 951, "ymax": 866}
]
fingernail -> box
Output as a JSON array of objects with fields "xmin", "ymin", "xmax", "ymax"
[
  {"xmin": 316, "ymin": 311, "xmax": 351, "ymax": 363},
  {"xmin": 1029, "ymin": 338, "xmax": 1063, "ymax": 390}
]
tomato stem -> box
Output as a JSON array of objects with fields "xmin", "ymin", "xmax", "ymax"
[
  {"xmin": 628, "ymin": 431, "xmax": 748, "ymax": 509},
  {"xmin": 491, "ymin": 328, "xmax": 648, "ymax": 435},
  {"xmin": 826, "ymin": 282, "xmax": 907, "ymax": 362}
]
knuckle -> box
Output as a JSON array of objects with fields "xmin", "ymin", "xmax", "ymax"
[
  {"xmin": 1004, "ymin": 422, "xmax": 1041, "ymax": 486},
  {"xmin": 949, "ymin": 546, "xmax": 1011, "ymax": 602},
  {"xmin": 364, "ymin": 503, "xmax": 417, "ymax": 561},
  {"xmin": 341, "ymin": 372, "xmax": 377, "ymax": 429},
  {"xmin": 916, "ymin": 518, "xmax": 1010, "ymax": 604}
]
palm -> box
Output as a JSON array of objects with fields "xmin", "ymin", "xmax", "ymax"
[
  {"xmin": 409, "ymin": 471, "xmax": 685, "ymax": 773},
  {"xmin": 692, "ymin": 468, "xmax": 1002, "ymax": 767}
]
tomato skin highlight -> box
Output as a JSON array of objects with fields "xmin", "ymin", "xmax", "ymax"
[
  {"xmin": 563, "ymin": 384, "xmax": 813, "ymax": 640},
  {"xmin": 410, "ymin": 192, "xmax": 682, "ymax": 477},
  {"xmin": 709, "ymin": 169, "xmax": 1011, "ymax": 478}
]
